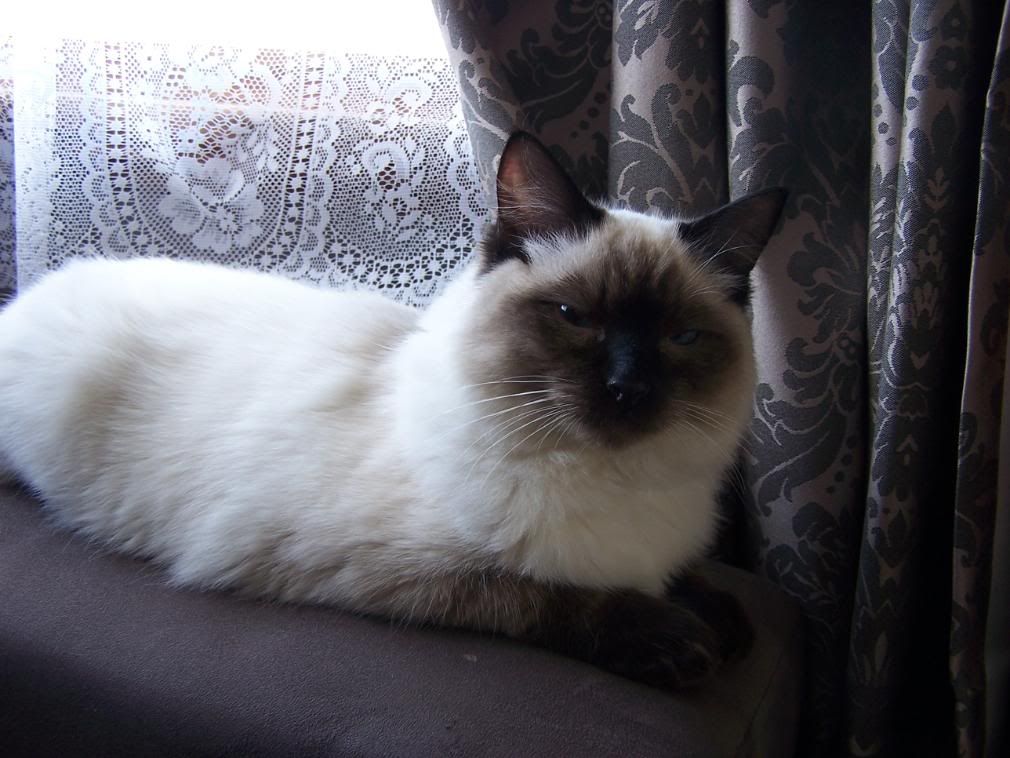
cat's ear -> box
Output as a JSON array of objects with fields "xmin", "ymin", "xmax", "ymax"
[
  {"xmin": 679, "ymin": 188, "xmax": 787, "ymax": 304},
  {"xmin": 482, "ymin": 132, "xmax": 603, "ymax": 271}
]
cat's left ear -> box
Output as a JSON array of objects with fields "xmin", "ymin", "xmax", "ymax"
[
  {"xmin": 482, "ymin": 132, "xmax": 603, "ymax": 271},
  {"xmin": 679, "ymin": 188, "xmax": 787, "ymax": 304}
]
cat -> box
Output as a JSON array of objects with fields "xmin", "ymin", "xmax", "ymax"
[{"xmin": 0, "ymin": 132, "xmax": 785, "ymax": 690}]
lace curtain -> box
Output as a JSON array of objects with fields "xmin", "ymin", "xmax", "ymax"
[{"xmin": 0, "ymin": 27, "xmax": 488, "ymax": 303}]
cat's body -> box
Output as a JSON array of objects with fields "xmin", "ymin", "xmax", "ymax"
[
  {"xmin": 0, "ymin": 242, "xmax": 731, "ymax": 600},
  {"xmin": 0, "ymin": 133, "xmax": 785, "ymax": 688}
]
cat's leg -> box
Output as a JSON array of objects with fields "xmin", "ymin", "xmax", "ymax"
[
  {"xmin": 527, "ymin": 583, "xmax": 750, "ymax": 689},
  {"xmin": 372, "ymin": 567, "xmax": 749, "ymax": 690}
]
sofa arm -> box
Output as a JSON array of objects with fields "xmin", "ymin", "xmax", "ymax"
[{"xmin": 0, "ymin": 483, "xmax": 802, "ymax": 757}]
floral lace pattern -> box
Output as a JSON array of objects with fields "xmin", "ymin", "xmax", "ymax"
[{"xmin": 0, "ymin": 38, "xmax": 489, "ymax": 304}]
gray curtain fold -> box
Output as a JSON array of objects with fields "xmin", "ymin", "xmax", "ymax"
[
  {"xmin": 432, "ymin": 1, "xmax": 1008, "ymax": 756},
  {"xmin": 954, "ymin": 5, "xmax": 1010, "ymax": 755}
]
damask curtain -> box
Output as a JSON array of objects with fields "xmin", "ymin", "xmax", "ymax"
[{"xmin": 431, "ymin": 1, "xmax": 1009, "ymax": 756}]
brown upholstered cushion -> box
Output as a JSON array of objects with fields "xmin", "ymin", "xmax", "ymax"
[{"xmin": 0, "ymin": 483, "xmax": 802, "ymax": 757}]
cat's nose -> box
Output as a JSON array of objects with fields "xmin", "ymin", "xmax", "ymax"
[{"xmin": 606, "ymin": 377, "xmax": 651, "ymax": 408}]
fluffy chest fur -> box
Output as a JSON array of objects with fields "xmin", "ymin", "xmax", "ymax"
[{"xmin": 384, "ymin": 268, "xmax": 747, "ymax": 595}]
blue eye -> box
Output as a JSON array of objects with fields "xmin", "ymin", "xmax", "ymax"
[
  {"xmin": 558, "ymin": 304, "xmax": 592, "ymax": 328},
  {"xmin": 671, "ymin": 329, "xmax": 699, "ymax": 345}
]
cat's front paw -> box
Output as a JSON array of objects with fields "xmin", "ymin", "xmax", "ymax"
[
  {"xmin": 590, "ymin": 591, "xmax": 735, "ymax": 690},
  {"xmin": 665, "ymin": 575, "xmax": 755, "ymax": 663}
]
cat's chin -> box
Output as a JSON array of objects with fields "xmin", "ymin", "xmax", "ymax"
[
  {"xmin": 573, "ymin": 405, "xmax": 671, "ymax": 451},
  {"xmin": 497, "ymin": 416, "xmax": 650, "ymax": 457},
  {"xmin": 579, "ymin": 408, "xmax": 734, "ymax": 455},
  {"xmin": 577, "ymin": 419, "xmax": 669, "ymax": 452}
]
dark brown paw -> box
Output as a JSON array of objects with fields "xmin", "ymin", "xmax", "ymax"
[
  {"xmin": 589, "ymin": 591, "xmax": 731, "ymax": 690},
  {"xmin": 666, "ymin": 574, "xmax": 755, "ymax": 663}
]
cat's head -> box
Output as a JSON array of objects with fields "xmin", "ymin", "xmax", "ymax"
[{"xmin": 460, "ymin": 132, "xmax": 786, "ymax": 451}]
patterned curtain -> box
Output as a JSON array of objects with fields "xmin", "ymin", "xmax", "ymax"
[{"xmin": 431, "ymin": 1, "xmax": 1009, "ymax": 756}]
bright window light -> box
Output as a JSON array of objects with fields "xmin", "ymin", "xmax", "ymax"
[{"xmin": 8, "ymin": 0, "xmax": 447, "ymax": 56}]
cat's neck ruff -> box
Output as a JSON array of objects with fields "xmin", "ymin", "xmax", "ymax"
[{"xmin": 390, "ymin": 263, "xmax": 745, "ymax": 593}]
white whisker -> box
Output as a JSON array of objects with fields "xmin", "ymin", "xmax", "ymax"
[
  {"xmin": 677, "ymin": 417, "xmax": 724, "ymax": 450},
  {"xmin": 535, "ymin": 411, "xmax": 574, "ymax": 454},
  {"xmin": 460, "ymin": 375, "xmax": 575, "ymax": 389},
  {"xmin": 480, "ymin": 407, "xmax": 572, "ymax": 487},
  {"xmin": 555, "ymin": 415, "xmax": 580, "ymax": 451},
  {"xmin": 675, "ymin": 399, "xmax": 737, "ymax": 424},
  {"xmin": 466, "ymin": 404, "xmax": 572, "ymax": 481},
  {"xmin": 459, "ymin": 402, "xmax": 559, "ymax": 456},
  {"xmin": 433, "ymin": 396, "xmax": 555, "ymax": 441},
  {"xmin": 678, "ymin": 405, "xmax": 731, "ymax": 429},
  {"xmin": 465, "ymin": 411, "xmax": 550, "ymax": 476},
  {"xmin": 678, "ymin": 405, "xmax": 744, "ymax": 445},
  {"xmin": 427, "ymin": 389, "xmax": 554, "ymax": 421}
]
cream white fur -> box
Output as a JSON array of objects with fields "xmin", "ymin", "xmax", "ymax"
[{"xmin": 0, "ymin": 247, "xmax": 753, "ymax": 611}]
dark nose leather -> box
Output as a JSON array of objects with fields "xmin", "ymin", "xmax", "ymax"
[{"xmin": 606, "ymin": 376, "xmax": 651, "ymax": 408}]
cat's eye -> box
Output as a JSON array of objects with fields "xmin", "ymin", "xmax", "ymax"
[
  {"xmin": 558, "ymin": 304, "xmax": 592, "ymax": 328},
  {"xmin": 671, "ymin": 329, "xmax": 700, "ymax": 346}
]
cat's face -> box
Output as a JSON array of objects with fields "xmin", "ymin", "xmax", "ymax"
[
  {"xmin": 460, "ymin": 132, "xmax": 786, "ymax": 451},
  {"xmin": 464, "ymin": 214, "xmax": 760, "ymax": 449}
]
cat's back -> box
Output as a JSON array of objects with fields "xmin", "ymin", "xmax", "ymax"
[
  {"xmin": 0, "ymin": 257, "xmax": 417, "ymax": 497},
  {"xmin": 2, "ymin": 256, "xmax": 409, "ymax": 336},
  {"xmin": 0, "ymin": 257, "xmax": 415, "ymax": 368}
]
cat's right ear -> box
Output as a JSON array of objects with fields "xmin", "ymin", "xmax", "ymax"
[
  {"xmin": 678, "ymin": 188, "xmax": 787, "ymax": 305},
  {"xmin": 481, "ymin": 132, "xmax": 603, "ymax": 272}
]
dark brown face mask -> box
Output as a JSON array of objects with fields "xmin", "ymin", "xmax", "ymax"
[{"xmin": 466, "ymin": 130, "xmax": 787, "ymax": 448}]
